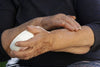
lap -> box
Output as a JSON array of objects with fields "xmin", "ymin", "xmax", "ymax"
[
  {"xmin": 7, "ymin": 58, "xmax": 100, "ymax": 67},
  {"xmin": 68, "ymin": 61, "xmax": 100, "ymax": 67}
]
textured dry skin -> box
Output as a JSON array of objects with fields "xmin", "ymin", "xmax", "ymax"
[
  {"xmin": 10, "ymin": 30, "xmax": 34, "ymax": 51},
  {"xmin": 12, "ymin": 26, "xmax": 52, "ymax": 59},
  {"xmin": 1, "ymin": 13, "xmax": 85, "ymax": 59},
  {"xmin": 12, "ymin": 25, "xmax": 94, "ymax": 60},
  {"xmin": 41, "ymin": 14, "xmax": 81, "ymax": 31},
  {"xmin": 51, "ymin": 26, "xmax": 94, "ymax": 54},
  {"xmin": 1, "ymin": 14, "xmax": 80, "ymax": 57}
]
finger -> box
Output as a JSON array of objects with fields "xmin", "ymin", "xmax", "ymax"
[
  {"xmin": 27, "ymin": 25, "xmax": 48, "ymax": 35},
  {"xmin": 56, "ymin": 20, "xmax": 75, "ymax": 31},
  {"xmin": 16, "ymin": 34, "xmax": 42, "ymax": 47},
  {"xmin": 15, "ymin": 38, "xmax": 36, "ymax": 47},
  {"xmin": 64, "ymin": 22, "xmax": 75, "ymax": 31},
  {"xmin": 48, "ymin": 19, "xmax": 75, "ymax": 31},
  {"xmin": 69, "ymin": 16, "xmax": 81, "ymax": 30},
  {"xmin": 72, "ymin": 20, "xmax": 81, "ymax": 31},
  {"xmin": 13, "ymin": 48, "xmax": 33, "ymax": 59},
  {"xmin": 15, "ymin": 31, "xmax": 45, "ymax": 48},
  {"xmin": 19, "ymin": 47, "xmax": 29, "ymax": 51},
  {"xmin": 53, "ymin": 14, "xmax": 78, "ymax": 31},
  {"xmin": 69, "ymin": 16, "xmax": 81, "ymax": 31},
  {"xmin": 57, "ymin": 17, "xmax": 77, "ymax": 31},
  {"xmin": 22, "ymin": 45, "xmax": 49, "ymax": 60},
  {"xmin": 62, "ymin": 16, "xmax": 79, "ymax": 31},
  {"xmin": 15, "ymin": 43, "xmax": 50, "ymax": 60},
  {"xmin": 54, "ymin": 14, "xmax": 80, "ymax": 31}
]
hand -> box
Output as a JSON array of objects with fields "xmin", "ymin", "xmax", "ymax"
[
  {"xmin": 11, "ymin": 25, "xmax": 53, "ymax": 60},
  {"xmin": 28, "ymin": 13, "xmax": 81, "ymax": 31},
  {"xmin": 40, "ymin": 14, "xmax": 81, "ymax": 31},
  {"xmin": 1, "ymin": 13, "xmax": 81, "ymax": 58},
  {"xmin": 11, "ymin": 26, "xmax": 94, "ymax": 59}
]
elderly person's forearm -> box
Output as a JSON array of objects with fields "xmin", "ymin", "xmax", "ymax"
[{"xmin": 51, "ymin": 26, "xmax": 94, "ymax": 54}]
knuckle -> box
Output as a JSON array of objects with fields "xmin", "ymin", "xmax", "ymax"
[
  {"xmin": 34, "ymin": 17, "xmax": 42, "ymax": 21},
  {"xmin": 54, "ymin": 13, "xmax": 67, "ymax": 20},
  {"xmin": 61, "ymin": 22, "xmax": 66, "ymax": 25},
  {"xmin": 26, "ymin": 26, "xmax": 31, "ymax": 30}
]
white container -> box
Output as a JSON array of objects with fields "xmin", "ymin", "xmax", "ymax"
[{"xmin": 10, "ymin": 30, "xmax": 34, "ymax": 51}]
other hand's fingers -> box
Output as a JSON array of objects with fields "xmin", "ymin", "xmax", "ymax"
[
  {"xmin": 15, "ymin": 37, "xmax": 36, "ymax": 47},
  {"xmin": 19, "ymin": 47, "xmax": 29, "ymax": 51},
  {"xmin": 61, "ymin": 15, "xmax": 80, "ymax": 31},
  {"xmin": 12, "ymin": 48, "xmax": 33, "ymax": 59},
  {"xmin": 15, "ymin": 25, "xmax": 48, "ymax": 47},
  {"xmin": 27, "ymin": 25, "xmax": 49, "ymax": 35},
  {"xmin": 69, "ymin": 16, "xmax": 81, "ymax": 30},
  {"xmin": 70, "ymin": 16, "xmax": 76, "ymax": 20},
  {"xmin": 53, "ymin": 20, "xmax": 75, "ymax": 31},
  {"xmin": 52, "ymin": 14, "xmax": 81, "ymax": 31}
]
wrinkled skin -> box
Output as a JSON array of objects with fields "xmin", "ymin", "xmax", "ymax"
[{"xmin": 1, "ymin": 13, "xmax": 81, "ymax": 58}]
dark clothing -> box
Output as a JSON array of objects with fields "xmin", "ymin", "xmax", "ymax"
[{"xmin": 0, "ymin": 0, "xmax": 100, "ymax": 66}]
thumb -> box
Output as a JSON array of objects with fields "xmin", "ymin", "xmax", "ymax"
[{"xmin": 27, "ymin": 25, "xmax": 48, "ymax": 35}]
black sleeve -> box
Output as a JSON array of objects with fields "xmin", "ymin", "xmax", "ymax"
[
  {"xmin": 76, "ymin": 0, "xmax": 100, "ymax": 51},
  {"xmin": 0, "ymin": 0, "xmax": 16, "ymax": 62}
]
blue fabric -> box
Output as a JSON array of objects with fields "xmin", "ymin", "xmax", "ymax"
[
  {"xmin": 76, "ymin": 0, "xmax": 100, "ymax": 60},
  {"xmin": 68, "ymin": 61, "xmax": 100, "ymax": 67}
]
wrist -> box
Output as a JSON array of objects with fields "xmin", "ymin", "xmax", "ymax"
[
  {"xmin": 50, "ymin": 29, "xmax": 76, "ymax": 50},
  {"xmin": 49, "ymin": 26, "xmax": 94, "ymax": 54},
  {"xmin": 74, "ymin": 26, "xmax": 94, "ymax": 47}
]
